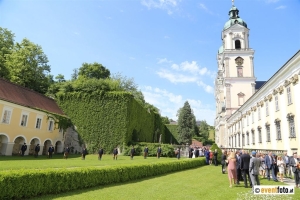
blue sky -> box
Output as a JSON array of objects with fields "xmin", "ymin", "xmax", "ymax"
[{"xmin": 0, "ymin": 0, "xmax": 299, "ymax": 125}]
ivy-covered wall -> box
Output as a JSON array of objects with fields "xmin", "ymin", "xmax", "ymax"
[
  {"xmin": 164, "ymin": 124, "xmax": 179, "ymax": 144},
  {"xmin": 57, "ymin": 91, "xmax": 164, "ymax": 153}
]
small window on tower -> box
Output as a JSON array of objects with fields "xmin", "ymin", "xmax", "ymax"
[
  {"xmin": 235, "ymin": 40, "xmax": 241, "ymax": 49},
  {"xmin": 237, "ymin": 67, "xmax": 243, "ymax": 77}
]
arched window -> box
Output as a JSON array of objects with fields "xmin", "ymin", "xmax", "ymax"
[{"xmin": 235, "ymin": 40, "xmax": 241, "ymax": 49}]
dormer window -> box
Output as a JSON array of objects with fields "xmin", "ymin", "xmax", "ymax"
[{"xmin": 235, "ymin": 40, "xmax": 241, "ymax": 49}]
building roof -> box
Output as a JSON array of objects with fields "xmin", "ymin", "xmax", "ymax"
[
  {"xmin": 0, "ymin": 78, "xmax": 65, "ymax": 115},
  {"xmin": 255, "ymin": 81, "xmax": 266, "ymax": 91},
  {"xmin": 224, "ymin": 6, "xmax": 247, "ymax": 30}
]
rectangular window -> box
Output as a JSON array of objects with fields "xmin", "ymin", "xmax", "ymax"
[
  {"xmin": 252, "ymin": 130, "xmax": 255, "ymax": 144},
  {"xmin": 48, "ymin": 121, "xmax": 54, "ymax": 131},
  {"xmin": 247, "ymin": 115, "xmax": 249, "ymax": 126},
  {"xmin": 289, "ymin": 117, "xmax": 296, "ymax": 138},
  {"xmin": 246, "ymin": 132, "xmax": 249, "ymax": 145},
  {"xmin": 238, "ymin": 134, "xmax": 240, "ymax": 147},
  {"xmin": 36, "ymin": 118, "xmax": 42, "ymax": 129},
  {"xmin": 258, "ymin": 107, "xmax": 261, "ymax": 120},
  {"xmin": 276, "ymin": 122, "xmax": 281, "ymax": 140},
  {"xmin": 266, "ymin": 101, "xmax": 269, "ymax": 116},
  {"xmin": 275, "ymin": 95, "xmax": 279, "ymax": 111},
  {"xmin": 258, "ymin": 129, "xmax": 262, "ymax": 143},
  {"xmin": 242, "ymin": 134, "xmax": 245, "ymax": 147},
  {"xmin": 2, "ymin": 110, "xmax": 12, "ymax": 124},
  {"xmin": 266, "ymin": 125, "xmax": 271, "ymax": 142},
  {"xmin": 20, "ymin": 114, "xmax": 28, "ymax": 126},
  {"xmin": 287, "ymin": 87, "xmax": 292, "ymax": 105}
]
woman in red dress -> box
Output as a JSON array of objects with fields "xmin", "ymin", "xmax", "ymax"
[{"xmin": 226, "ymin": 151, "xmax": 237, "ymax": 187}]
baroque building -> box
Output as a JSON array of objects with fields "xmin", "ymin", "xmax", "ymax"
[{"xmin": 214, "ymin": 2, "xmax": 300, "ymax": 155}]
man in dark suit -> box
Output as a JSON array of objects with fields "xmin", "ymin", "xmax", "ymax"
[
  {"xmin": 130, "ymin": 145, "xmax": 135, "ymax": 160},
  {"xmin": 98, "ymin": 148, "xmax": 104, "ymax": 160},
  {"xmin": 34, "ymin": 144, "xmax": 40, "ymax": 158},
  {"xmin": 236, "ymin": 151, "xmax": 242, "ymax": 184},
  {"xmin": 240, "ymin": 150, "xmax": 252, "ymax": 188},
  {"xmin": 265, "ymin": 152, "xmax": 278, "ymax": 182},
  {"xmin": 143, "ymin": 146, "xmax": 149, "ymax": 159},
  {"xmin": 213, "ymin": 149, "xmax": 218, "ymax": 166},
  {"xmin": 21, "ymin": 143, "xmax": 27, "ymax": 156},
  {"xmin": 289, "ymin": 152, "xmax": 300, "ymax": 188},
  {"xmin": 157, "ymin": 146, "xmax": 162, "ymax": 159},
  {"xmin": 48, "ymin": 145, "xmax": 54, "ymax": 158}
]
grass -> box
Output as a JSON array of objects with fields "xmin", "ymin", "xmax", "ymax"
[
  {"xmin": 29, "ymin": 163, "xmax": 298, "ymax": 200},
  {"xmin": 0, "ymin": 154, "xmax": 179, "ymax": 171}
]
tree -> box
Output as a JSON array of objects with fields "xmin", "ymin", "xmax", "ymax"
[
  {"xmin": 5, "ymin": 38, "xmax": 51, "ymax": 94},
  {"xmin": 161, "ymin": 116, "xmax": 170, "ymax": 124},
  {"xmin": 210, "ymin": 143, "xmax": 222, "ymax": 164},
  {"xmin": 71, "ymin": 68, "xmax": 78, "ymax": 80},
  {"xmin": 0, "ymin": 27, "xmax": 15, "ymax": 79},
  {"xmin": 55, "ymin": 74, "xmax": 65, "ymax": 82},
  {"xmin": 177, "ymin": 101, "xmax": 195, "ymax": 144},
  {"xmin": 199, "ymin": 120, "xmax": 210, "ymax": 140},
  {"xmin": 78, "ymin": 62, "xmax": 110, "ymax": 79}
]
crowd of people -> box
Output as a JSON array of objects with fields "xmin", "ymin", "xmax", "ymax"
[{"xmin": 221, "ymin": 150, "xmax": 300, "ymax": 189}]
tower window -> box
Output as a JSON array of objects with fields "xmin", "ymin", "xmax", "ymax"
[{"xmin": 235, "ymin": 40, "xmax": 241, "ymax": 49}]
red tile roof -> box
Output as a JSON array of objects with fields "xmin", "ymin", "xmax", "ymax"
[
  {"xmin": 191, "ymin": 139, "xmax": 203, "ymax": 147},
  {"xmin": 0, "ymin": 78, "xmax": 64, "ymax": 115}
]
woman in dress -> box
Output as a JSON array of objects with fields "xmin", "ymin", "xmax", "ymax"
[
  {"xmin": 259, "ymin": 154, "xmax": 266, "ymax": 178},
  {"xmin": 277, "ymin": 156, "xmax": 285, "ymax": 182},
  {"xmin": 226, "ymin": 151, "xmax": 237, "ymax": 187}
]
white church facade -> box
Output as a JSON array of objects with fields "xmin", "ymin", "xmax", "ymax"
[{"xmin": 214, "ymin": 3, "xmax": 300, "ymax": 155}]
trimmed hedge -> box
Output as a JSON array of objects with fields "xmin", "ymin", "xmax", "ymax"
[
  {"xmin": 57, "ymin": 91, "xmax": 165, "ymax": 153},
  {"xmin": 0, "ymin": 158, "xmax": 206, "ymax": 199},
  {"xmin": 123, "ymin": 143, "xmax": 176, "ymax": 157},
  {"xmin": 165, "ymin": 124, "xmax": 179, "ymax": 144}
]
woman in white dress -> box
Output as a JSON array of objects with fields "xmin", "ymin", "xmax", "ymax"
[{"xmin": 277, "ymin": 156, "xmax": 285, "ymax": 182}]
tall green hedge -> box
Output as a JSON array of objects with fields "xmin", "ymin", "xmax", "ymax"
[
  {"xmin": 0, "ymin": 158, "xmax": 206, "ymax": 199},
  {"xmin": 165, "ymin": 124, "xmax": 179, "ymax": 144},
  {"xmin": 123, "ymin": 142, "xmax": 176, "ymax": 157},
  {"xmin": 57, "ymin": 91, "xmax": 165, "ymax": 153}
]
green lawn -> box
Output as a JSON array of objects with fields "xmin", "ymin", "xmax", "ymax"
[
  {"xmin": 29, "ymin": 163, "xmax": 298, "ymax": 200},
  {"xmin": 0, "ymin": 154, "xmax": 178, "ymax": 171}
]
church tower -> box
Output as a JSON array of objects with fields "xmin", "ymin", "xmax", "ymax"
[{"xmin": 215, "ymin": 1, "xmax": 256, "ymax": 147}]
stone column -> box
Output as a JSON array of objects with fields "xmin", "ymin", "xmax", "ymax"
[
  {"xmin": 225, "ymin": 83, "xmax": 232, "ymax": 115},
  {"xmin": 251, "ymin": 83, "xmax": 256, "ymax": 95},
  {"xmin": 4, "ymin": 142, "xmax": 14, "ymax": 156},
  {"xmin": 229, "ymin": 32, "xmax": 233, "ymax": 49},
  {"xmin": 225, "ymin": 57, "xmax": 230, "ymax": 77},
  {"xmin": 249, "ymin": 56, "xmax": 254, "ymax": 77},
  {"xmin": 39, "ymin": 145, "xmax": 44, "ymax": 155},
  {"xmin": 25, "ymin": 144, "xmax": 30, "ymax": 156}
]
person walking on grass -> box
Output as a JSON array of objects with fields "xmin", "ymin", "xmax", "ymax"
[
  {"xmin": 157, "ymin": 146, "xmax": 162, "ymax": 159},
  {"xmin": 98, "ymin": 148, "xmax": 104, "ymax": 160},
  {"xmin": 221, "ymin": 150, "xmax": 227, "ymax": 174},
  {"xmin": 64, "ymin": 146, "xmax": 70, "ymax": 159},
  {"xmin": 21, "ymin": 143, "xmax": 27, "ymax": 156},
  {"xmin": 176, "ymin": 148, "xmax": 180, "ymax": 160},
  {"xmin": 213, "ymin": 149, "xmax": 218, "ymax": 166},
  {"xmin": 130, "ymin": 145, "xmax": 135, "ymax": 160},
  {"xmin": 249, "ymin": 151, "xmax": 261, "ymax": 191},
  {"xmin": 144, "ymin": 146, "xmax": 149, "ymax": 159},
  {"xmin": 113, "ymin": 147, "xmax": 118, "ymax": 160},
  {"xmin": 82, "ymin": 148, "xmax": 87, "ymax": 160},
  {"xmin": 277, "ymin": 156, "xmax": 285, "ymax": 182},
  {"xmin": 48, "ymin": 145, "xmax": 54, "ymax": 158},
  {"xmin": 227, "ymin": 151, "xmax": 237, "ymax": 188},
  {"xmin": 34, "ymin": 144, "xmax": 40, "ymax": 158}
]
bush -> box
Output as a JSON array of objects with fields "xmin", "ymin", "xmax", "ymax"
[
  {"xmin": 210, "ymin": 143, "xmax": 222, "ymax": 164},
  {"xmin": 0, "ymin": 158, "xmax": 206, "ymax": 199},
  {"xmin": 122, "ymin": 143, "xmax": 176, "ymax": 157}
]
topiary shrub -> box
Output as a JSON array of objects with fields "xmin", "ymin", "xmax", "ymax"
[{"xmin": 210, "ymin": 143, "xmax": 222, "ymax": 164}]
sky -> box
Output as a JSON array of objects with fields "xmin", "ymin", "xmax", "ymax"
[{"xmin": 0, "ymin": 0, "xmax": 299, "ymax": 126}]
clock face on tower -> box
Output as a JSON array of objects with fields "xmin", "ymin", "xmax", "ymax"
[{"xmin": 235, "ymin": 57, "xmax": 244, "ymax": 66}]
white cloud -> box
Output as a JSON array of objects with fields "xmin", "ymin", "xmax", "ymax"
[
  {"xmin": 141, "ymin": 0, "xmax": 180, "ymax": 15},
  {"xmin": 141, "ymin": 86, "xmax": 215, "ymax": 125},
  {"xmin": 199, "ymin": 3, "xmax": 214, "ymax": 15},
  {"xmin": 156, "ymin": 60, "xmax": 215, "ymax": 93},
  {"xmin": 157, "ymin": 58, "xmax": 172, "ymax": 64},
  {"xmin": 275, "ymin": 5, "xmax": 286, "ymax": 9},
  {"xmin": 197, "ymin": 81, "xmax": 214, "ymax": 94},
  {"xmin": 129, "ymin": 57, "xmax": 136, "ymax": 60},
  {"xmin": 157, "ymin": 69, "xmax": 198, "ymax": 83}
]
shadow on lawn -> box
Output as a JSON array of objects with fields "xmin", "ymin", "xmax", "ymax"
[
  {"xmin": 0, "ymin": 154, "xmax": 82, "ymax": 161},
  {"xmin": 30, "ymin": 165, "xmax": 207, "ymax": 200}
]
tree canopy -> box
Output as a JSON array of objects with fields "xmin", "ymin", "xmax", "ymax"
[
  {"xmin": 0, "ymin": 27, "xmax": 14, "ymax": 79},
  {"xmin": 177, "ymin": 101, "xmax": 196, "ymax": 144}
]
